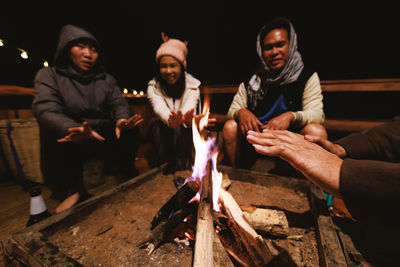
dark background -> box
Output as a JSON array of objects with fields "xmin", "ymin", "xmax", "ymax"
[{"xmin": 1, "ymin": 1, "xmax": 399, "ymax": 90}]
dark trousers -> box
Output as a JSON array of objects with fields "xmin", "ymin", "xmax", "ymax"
[
  {"xmin": 40, "ymin": 126, "xmax": 140, "ymax": 201},
  {"xmin": 148, "ymin": 118, "xmax": 193, "ymax": 168}
]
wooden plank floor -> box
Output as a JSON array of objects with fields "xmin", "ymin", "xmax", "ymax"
[{"xmin": 0, "ymin": 142, "xmax": 152, "ymax": 266}]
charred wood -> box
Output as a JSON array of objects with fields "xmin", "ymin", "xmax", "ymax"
[
  {"xmin": 151, "ymin": 181, "xmax": 199, "ymax": 229},
  {"xmin": 139, "ymin": 202, "xmax": 197, "ymax": 254}
]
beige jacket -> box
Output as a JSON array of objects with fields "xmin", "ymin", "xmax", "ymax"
[
  {"xmin": 147, "ymin": 72, "xmax": 201, "ymax": 124},
  {"xmin": 226, "ymin": 72, "xmax": 325, "ymax": 128}
]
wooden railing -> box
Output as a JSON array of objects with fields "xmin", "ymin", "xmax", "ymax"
[{"xmin": 1, "ymin": 78, "xmax": 400, "ymax": 136}]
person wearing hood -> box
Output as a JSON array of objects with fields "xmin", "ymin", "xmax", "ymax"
[
  {"xmin": 32, "ymin": 24, "xmax": 143, "ymax": 213},
  {"xmin": 223, "ymin": 17, "xmax": 327, "ymax": 169},
  {"xmin": 147, "ymin": 33, "xmax": 206, "ymax": 175}
]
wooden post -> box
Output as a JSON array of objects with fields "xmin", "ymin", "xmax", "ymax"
[{"xmin": 193, "ymin": 163, "xmax": 214, "ymax": 267}]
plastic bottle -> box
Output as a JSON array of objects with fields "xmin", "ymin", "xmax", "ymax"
[{"xmin": 26, "ymin": 187, "xmax": 52, "ymax": 227}]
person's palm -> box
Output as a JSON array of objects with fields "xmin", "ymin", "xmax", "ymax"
[{"xmin": 58, "ymin": 121, "xmax": 104, "ymax": 143}]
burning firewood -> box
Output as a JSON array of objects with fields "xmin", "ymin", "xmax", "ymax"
[
  {"xmin": 140, "ymin": 96, "xmax": 279, "ymax": 265},
  {"xmin": 213, "ymin": 232, "xmax": 235, "ymax": 267},
  {"xmin": 139, "ymin": 202, "xmax": 197, "ymax": 254},
  {"xmin": 193, "ymin": 162, "xmax": 214, "ymax": 267},
  {"xmin": 138, "ymin": 180, "xmax": 199, "ymax": 254},
  {"xmin": 151, "ymin": 180, "xmax": 200, "ymax": 230},
  {"xmin": 241, "ymin": 206, "xmax": 289, "ymax": 237},
  {"xmin": 216, "ymin": 189, "xmax": 278, "ymax": 266}
]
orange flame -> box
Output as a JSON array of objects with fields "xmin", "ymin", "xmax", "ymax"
[
  {"xmin": 211, "ymin": 148, "xmax": 222, "ymax": 212},
  {"xmin": 188, "ymin": 95, "xmax": 222, "ymax": 211}
]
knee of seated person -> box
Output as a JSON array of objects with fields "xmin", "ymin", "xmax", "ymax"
[
  {"xmin": 301, "ymin": 123, "xmax": 327, "ymax": 139},
  {"xmin": 223, "ymin": 120, "xmax": 238, "ymax": 141}
]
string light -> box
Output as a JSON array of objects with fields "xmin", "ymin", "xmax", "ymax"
[
  {"xmin": 18, "ymin": 48, "xmax": 28, "ymax": 59},
  {"xmin": 121, "ymin": 88, "xmax": 146, "ymax": 97},
  {"xmin": 2, "ymin": 37, "xmax": 145, "ymax": 92},
  {"xmin": 1, "ymin": 37, "xmax": 49, "ymax": 66}
]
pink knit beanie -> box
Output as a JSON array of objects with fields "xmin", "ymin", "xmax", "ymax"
[{"xmin": 155, "ymin": 38, "xmax": 188, "ymax": 68}]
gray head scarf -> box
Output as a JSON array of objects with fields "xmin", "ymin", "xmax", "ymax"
[{"xmin": 248, "ymin": 18, "xmax": 304, "ymax": 111}]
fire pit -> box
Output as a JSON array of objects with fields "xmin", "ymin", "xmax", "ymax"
[
  {"xmin": 2, "ymin": 166, "xmax": 351, "ymax": 266},
  {"xmin": 2, "ymin": 98, "xmax": 353, "ymax": 266}
]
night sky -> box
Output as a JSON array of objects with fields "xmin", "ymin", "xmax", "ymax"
[{"xmin": 1, "ymin": 2, "xmax": 399, "ymax": 90}]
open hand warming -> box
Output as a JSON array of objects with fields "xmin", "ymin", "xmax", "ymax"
[{"xmin": 246, "ymin": 129, "xmax": 343, "ymax": 197}]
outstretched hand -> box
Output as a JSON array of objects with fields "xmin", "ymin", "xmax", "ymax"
[
  {"xmin": 237, "ymin": 108, "xmax": 263, "ymax": 134},
  {"xmin": 260, "ymin": 112, "xmax": 294, "ymax": 130},
  {"xmin": 246, "ymin": 129, "xmax": 343, "ymax": 197},
  {"xmin": 183, "ymin": 109, "xmax": 195, "ymax": 127},
  {"xmin": 58, "ymin": 121, "xmax": 105, "ymax": 143},
  {"xmin": 168, "ymin": 109, "xmax": 217, "ymax": 130},
  {"xmin": 168, "ymin": 110, "xmax": 184, "ymax": 128},
  {"xmin": 116, "ymin": 114, "xmax": 144, "ymax": 139}
]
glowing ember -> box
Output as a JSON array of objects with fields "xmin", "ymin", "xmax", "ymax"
[
  {"xmin": 184, "ymin": 231, "xmax": 194, "ymax": 241},
  {"xmin": 187, "ymin": 96, "xmax": 223, "ymax": 211}
]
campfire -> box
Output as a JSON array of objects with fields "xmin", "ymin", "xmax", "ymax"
[{"xmin": 140, "ymin": 98, "xmax": 284, "ymax": 266}]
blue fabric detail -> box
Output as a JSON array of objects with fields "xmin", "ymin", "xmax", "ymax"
[
  {"xmin": 257, "ymin": 94, "xmax": 288, "ymax": 124},
  {"xmin": 6, "ymin": 122, "xmax": 27, "ymax": 188},
  {"xmin": 324, "ymin": 192, "xmax": 334, "ymax": 207}
]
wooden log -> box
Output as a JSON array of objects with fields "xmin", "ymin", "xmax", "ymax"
[
  {"xmin": 151, "ymin": 180, "xmax": 199, "ymax": 229},
  {"xmin": 218, "ymin": 189, "xmax": 277, "ymax": 266},
  {"xmin": 139, "ymin": 202, "xmax": 197, "ymax": 253},
  {"xmin": 193, "ymin": 200, "xmax": 214, "ymax": 267},
  {"xmin": 241, "ymin": 206, "xmax": 289, "ymax": 237},
  {"xmin": 213, "ymin": 232, "xmax": 235, "ymax": 267},
  {"xmin": 193, "ymin": 163, "xmax": 214, "ymax": 267},
  {"xmin": 8, "ymin": 231, "xmax": 80, "ymax": 266}
]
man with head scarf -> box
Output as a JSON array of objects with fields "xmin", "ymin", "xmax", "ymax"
[
  {"xmin": 32, "ymin": 24, "xmax": 143, "ymax": 213},
  {"xmin": 223, "ymin": 17, "xmax": 327, "ymax": 169}
]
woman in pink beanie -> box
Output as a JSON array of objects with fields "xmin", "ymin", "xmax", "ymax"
[{"xmin": 147, "ymin": 33, "xmax": 201, "ymax": 174}]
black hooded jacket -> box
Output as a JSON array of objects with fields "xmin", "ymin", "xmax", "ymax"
[{"xmin": 32, "ymin": 24, "xmax": 131, "ymax": 138}]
